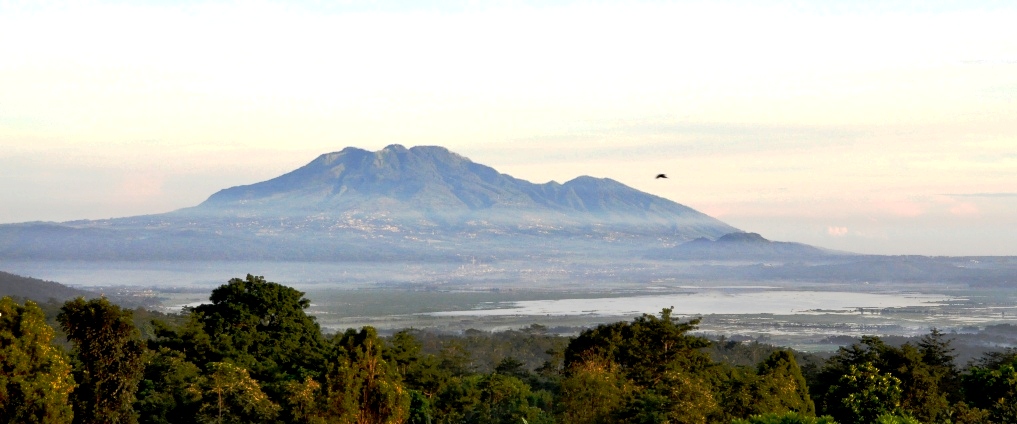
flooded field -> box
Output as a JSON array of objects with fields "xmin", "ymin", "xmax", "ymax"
[
  {"xmin": 430, "ymin": 289, "xmax": 952, "ymax": 317},
  {"xmin": 4, "ymin": 259, "xmax": 1016, "ymax": 351}
]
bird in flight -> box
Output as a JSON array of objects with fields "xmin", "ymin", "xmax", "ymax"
[{"xmin": 655, "ymin": 174, "xmax": 667, "ymax": 179}]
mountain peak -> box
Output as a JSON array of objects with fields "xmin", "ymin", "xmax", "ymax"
[
  {"xmin": 1, "ymin": 145, "xmax": 748, "ymax": 261},
  {"xmin": 564, "ymin": 175, "xmax": 621, "ymax": 186},
  {"xmin": 189, "ymin": 144, "xmax": 737, "ymax": 238},
  {"xmin": 717, "ymin": 232, "xmax": 770, "ymax": 243},
  {"xmin": 650, "ymin": 231, "xmax": 836, "ymax": 261}
]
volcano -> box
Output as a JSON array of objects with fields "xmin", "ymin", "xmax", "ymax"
[{"xmin": 0, "ymin": 145, "xmax": 739, "ymax": 261}]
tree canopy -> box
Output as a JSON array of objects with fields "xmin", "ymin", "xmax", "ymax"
[
  {"xmin": 0, "ymin": 296, "xmax": 74, "ymax": 423},
  {"xmin": 58, "ymin": 297, "xmax": 147, "ymax": 424},
  {"xmin": 10, "ymin": 276, "xmax": 1017, "ymax": 424}
]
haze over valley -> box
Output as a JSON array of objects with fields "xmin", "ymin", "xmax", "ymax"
[
  {"xmin": 5, "ymin": 3, "xmax": 1017, "ymax": 421},
  {"xmin": 2, "ymin": 145, "xmax": 1015, "ymax": 350}
]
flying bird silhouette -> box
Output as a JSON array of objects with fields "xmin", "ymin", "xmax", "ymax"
[{"xmin": 655, "ymin": 174, "xmax": 667, "ymax": 179}]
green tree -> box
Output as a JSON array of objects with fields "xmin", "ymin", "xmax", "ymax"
[
  {"xmin": 280, "ymin": 376, "xmax": 324, "ymax": 424},
  {"xmin": 718, "ymin": 349, "xmax": 818, "ymax": 421},
  {"xmin": 563, "ymin": 309, "xmax": 721, "ymax": 423},
  {"xmin": 814, "ymin": 333, "xmax": 954, "ymax": 422},
  {"xmin": 405, "ymin": 338, "xmax": 477, "ymax": 412},
  {"xmin": 873, "ymin": 413, "xmax": 922, "ymax": 424},
  {"xmin": 753, "ymin": 350, "xmax": 816, "ymax": 416},
  {"xmin": 813, "ymin": 336, "xmax": 886, "ymax": 413},
  {"xmin": 950, "ymin": 401, "xmax": 993, "ymax": 424},
  {"xmin": 565, "ymin": 308, "xmax": 713, "ymax": 387},
  {"xmin": 619, "ymin": 368, "xmax": 720, "ymax": 424},
  {"xmin": 431, "ymin": 372, "xmax": 550, "ymax": 424},
  {"xmin": 58, "ymin": 297, "xmax": 146, "ymax": 424},
  {"xmin": 731, "ymin": 412, "xmax": 837, "ymax": 424},
  {"xmin": 962, "ymin": 355, "xmax": 1017, "ymax": 423},
  {"xmin": 406, "ymin": 390, "xmax": 433, "ymax": 424},
  {"xmin": 432, "ymin": 375, "xmax": 482, "ymax": 424},
  {"xmin": 472, "ymin": 373, "xmax": 550, "ymax": 424},
  {"xmin": 0, "ymin": 296, "xmax": 75, "ymax": 423},
  {"xmin": 189, "ymin": 275, "xmax": 328, "ymax": 384},
  {"xmin": 322, "ymin": 327, "xmax": 410, "ymax": 424},
  {"xmin": 386, "ymin": 330, "xmax": 424, "ymax": 379},
  {"xmin": 147, "ymin": 314, "xmax": 215, "ymax": 369},
  {"xmin": 878, "ymin": 343, "xmax": 948, "ymax": 423},
  {"xmin": 971, "ymin": 347, "xmax": 1017, "ymax": 370},
  {"xmin": 916, "ymin": 328, "xmax": 958, "ymax": 397},
  {"xmin": 494, "ymin": 357, "xmax": 530, "ymax": 381},
  {"xmin": 715, "ymin": 365, "xmax": 763, "ymax": 420},
  {"xmin": 832, "ymin": 362, "xmax": 903, "ymax": 424},
  {"xmin": 384, "ymin": 330, "xmax": 450, "ymax": 398},
  {"xmin": 148, "ymin": 275, "xmax": 331, "ymax": 422},
  {"xmin": 134, "ymin": 347, "xmax": 203, "ymax": 424},
  {"xmin": 194, "ymin": 361, "xmax": 280, "ymax": 424}
]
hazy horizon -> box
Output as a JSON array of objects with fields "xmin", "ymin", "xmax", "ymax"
[{"xmin": 2, "ymin": 0, "xmax": 1015, "ymax": 256}]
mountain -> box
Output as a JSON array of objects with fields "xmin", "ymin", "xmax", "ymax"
[
  {"xmin": 647, "ymin": 232, "xmax": 843, "ymax": 261},
  {"xmin": 188, "ymin": 145, "xmax": 734, "ymax": 234},
  {"xmin": 0, "ymin": 270, "xmax": 95, "ymax": 301},
  {"xmin": 0, "ymin": 145, "xmax": 740, "ymax": 261},
  {"xmin": 4, "ymin": 145, "xmax": 1013, "ymax": 287}
]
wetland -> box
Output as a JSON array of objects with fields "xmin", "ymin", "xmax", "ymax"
[{"xmin": 4, "ymin": 259, "xmax": 1015, "ymax": 352}]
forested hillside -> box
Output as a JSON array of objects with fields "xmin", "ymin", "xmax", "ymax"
[
  {"xmin": 0, "ymin": 270, "xmax": 93, "ymax": 301},
  {"xmin": 3, "ymin": 275, "xmax": 1016, "ymax": 423}
]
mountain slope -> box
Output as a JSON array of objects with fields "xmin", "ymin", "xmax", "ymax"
[
  {"xmin": 0, "ymin": 270, "xmax": 94, "ymax": 301},
  {"xmin": 188, "ymin": 145, "xmax": 734, "ymax": 236},
  {"xmin": 0, "ymin": 145, "xmax": 740, "ymax": 261},
  {"xmin": 647, "ymin": 232, "xmax": 845, "ymax": 261}
]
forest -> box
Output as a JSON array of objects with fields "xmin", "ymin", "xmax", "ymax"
[{"xmin": 2, "ymin": 274, "xmax": 1017, "ymax": 424}]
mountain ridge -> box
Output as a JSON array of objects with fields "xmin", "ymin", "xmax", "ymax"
[
  {"xmin": 5, "ymin": 145, "xmax": 1014, "ymax": 287},
  {"xmin": 0, "ymin": 145, "xmax": 741, "ymax": 261},
  {"xmin": 0, "ymin": 270, "xmax": 95, "ymax": 301},
  {"xmin": 193, "ymin": 145, "xmax": 722, "ymax": 223},
  {"xmin": 648, "ymin": 232, "xmax": 846, "ymax": 261}
]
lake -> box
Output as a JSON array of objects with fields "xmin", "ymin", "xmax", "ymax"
[
  {"xmin": 429, "ymin": 289, "xmax": 951, "ymax": 317},
  {"xmin": 0, "ymin": 259, "xmax": 971, "ymax": 325}
]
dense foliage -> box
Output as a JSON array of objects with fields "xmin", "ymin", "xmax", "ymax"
[
  {"xmin": 0, "ymin": 297, "xmax": 74, "ymax": 423},
  {"xmin": 58, "ymin": 297, "xmax": 147, "ymax": 424},
  {"xmin": 3, "ymin": 275, "xmax": 1017, "ymax": 423}
]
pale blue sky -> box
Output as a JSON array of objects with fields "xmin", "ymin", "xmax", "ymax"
[{"xmin": 1, "ymin": 0, "xmax": 1015, "ymax": 255}]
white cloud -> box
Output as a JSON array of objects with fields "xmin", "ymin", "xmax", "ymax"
[{"xmin": 827, "ymin": 226, "xmax": 849, "ymax": 237}]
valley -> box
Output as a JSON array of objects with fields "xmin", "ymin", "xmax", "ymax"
[
  {"xmin": 5, "ymin": 258, "xmax": 1015, "ymax": 354},
  {"xmin": 3, "ymin": 145, "xmax": 1015, "ymax": 355}
]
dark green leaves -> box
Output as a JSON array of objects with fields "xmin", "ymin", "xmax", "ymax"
[
  {"xmin": 191, "ymin": 274, "xmax": 328, "ymax": 383},
  {"xmin": 58, "ymin": 297, "xmax": 146, "ymax": 424}
]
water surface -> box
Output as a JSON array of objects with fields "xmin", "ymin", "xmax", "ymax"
[{"xmin": 430, "ymin": 289, "xmax": 950, "ymax": 317}]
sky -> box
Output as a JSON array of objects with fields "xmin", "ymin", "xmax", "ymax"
[{"xmin": 1, "ymin": 0, "xmax": 1015, "ymax": 256}]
